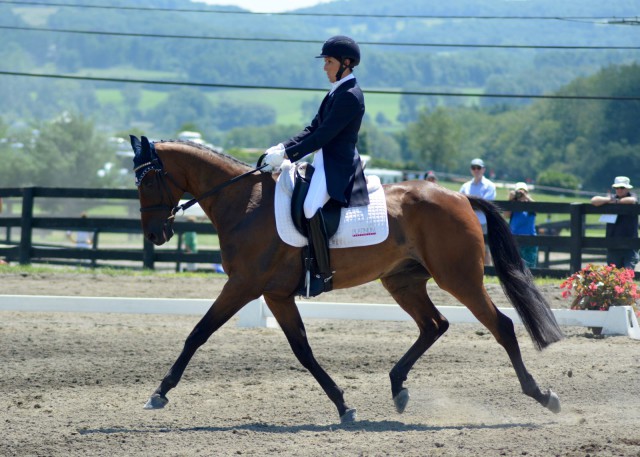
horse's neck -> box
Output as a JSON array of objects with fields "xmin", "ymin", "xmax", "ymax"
[
  {"xmin": 160, "ymin": 143, "xmax": 245, "ymax": 196},
  {"xmin": 161, "ymin": 144, "xmax": 257, "ymax": 226}
]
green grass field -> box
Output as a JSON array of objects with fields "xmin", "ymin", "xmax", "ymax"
[
  {"xmin": 87, "ymin": 65, "xmax": 485, "ymax": 129},
  {"xmin": 96, "ymin": 87, "xmax": 406, "ymax": 128}
]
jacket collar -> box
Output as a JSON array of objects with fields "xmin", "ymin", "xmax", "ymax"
[{"xmin": 329, "ymin": 73, "xmax": 355, "ymax": 95}]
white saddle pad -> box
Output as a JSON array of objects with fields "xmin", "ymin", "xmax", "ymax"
[{"xmin": 274, "ymin": 161, "xmax": 389, "ymax": 248}]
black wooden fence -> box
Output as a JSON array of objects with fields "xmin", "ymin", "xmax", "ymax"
[
  {"xmin": 0, "ymin": 187, "xmax": 220, "ymax": 271},
  {"xmin": 1, "ymin": 187, "xmax": 639, "ymax": 278}
]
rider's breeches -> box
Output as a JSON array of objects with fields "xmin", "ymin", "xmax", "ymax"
[{"xmin": 304, "ymin": 150, "xmax": 330, "ymax": 219}]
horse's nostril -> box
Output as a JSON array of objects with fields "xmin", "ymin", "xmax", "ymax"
[{"xmin": 147, "ymin": 233, "xmax": 156, "ymax": 243}]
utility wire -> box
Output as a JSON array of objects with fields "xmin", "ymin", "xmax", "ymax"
[
  {"xmin": 2, "ymin": 70, "xmax": 639, "ymax": 101},
  {"xmin": 2, "ymin": 25, "xmax": 638, "ymax": 50},
  {"xmin": 0, "ymin": 0, "xmax": 622, "ymax": 22}
]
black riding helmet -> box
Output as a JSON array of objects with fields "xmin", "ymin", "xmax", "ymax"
[{"xmin": 316, "ymin": 35, "xmax": 360, "ymax": 80}]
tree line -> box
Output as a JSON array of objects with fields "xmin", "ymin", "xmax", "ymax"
[
  {"xmin": 0, "ymin": 0, "xmax": 638, "ymax": 189},
  {"xmin": 1, "ymin": 62, "xmax": 638, "ymax": 191}
]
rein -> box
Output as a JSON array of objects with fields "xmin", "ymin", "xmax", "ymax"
[
  {"xmin": 172, "ymin": 163, "xmax": 268, "ymax": 217},
  {"xmin": 138, "ymin": 158, "xmax": 268, "ymax": 221}
]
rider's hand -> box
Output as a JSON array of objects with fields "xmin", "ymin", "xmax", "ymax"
[{"xmin": 263, "ymin": 144, "xmax": 286, "ymax": 172}]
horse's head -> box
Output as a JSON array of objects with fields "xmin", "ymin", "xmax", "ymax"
[{"xmin": 130, "ymin": 135, "xmax": 183, "ymax": 245}]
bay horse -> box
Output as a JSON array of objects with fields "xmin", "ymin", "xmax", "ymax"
[{"xmin": 131, "ymin": 135, "xmax": 563, "ymax": 423}]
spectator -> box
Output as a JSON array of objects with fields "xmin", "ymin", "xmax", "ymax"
[
  {"xmin": 590, "ymin": 176, "xmax": 639, "ymax": 270},
  {"xmin": 66, "ymin": 212, "xmax": 93, "ymax": 249},
  {"xmin": 424, "ymin": 170, "xmax": 438, "ymax": 183},
  {"xmin": 504, "ymin": 182, "xmax": 538, "ymax": 268},
  {"xmin": 459, "ymin": 158, "xmax": 496, "ymax": 265},
  {"xmin": 182, "ymin": 216, "xmax": 198, "ymax": 272},
  {"xmin": 0, "ymin": 196, "xmax": 5, "ymax": 264}
]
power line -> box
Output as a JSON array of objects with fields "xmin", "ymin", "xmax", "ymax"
[
  {"xmin": 2, "ymin": 70, "xmax": 639, "ymax": 101},
  {"xmin": 2, "ymin": 25, "xmax": 638, "ymax": 50},
  {"xmin": 0, "ymin": 0, "xmax": 620, "ymax": 22}
]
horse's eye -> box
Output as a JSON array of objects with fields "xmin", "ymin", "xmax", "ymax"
[{"xmin": 143, "ymin": 178, "xmax": 155, "ymax": 189}]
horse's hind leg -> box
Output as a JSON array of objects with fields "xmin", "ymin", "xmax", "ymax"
[
  {"xmin": 263, "ymin": 295, "xmax": 356, "ymax": 423},
  {"xmin": 380, "ymin": 272, "xmax": 449, "ymax": 414},
  {"xmin": 491, "ymin": 308, "xmax": 560, "ymax": 413},
  {"xmin": 448, "ymin": 284, "xmax": 560, "ymax": 413}
]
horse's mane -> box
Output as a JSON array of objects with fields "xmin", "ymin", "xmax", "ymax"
[{"xmin": 157, "ymin": 139, "xmax": 253, "ymax": 169}]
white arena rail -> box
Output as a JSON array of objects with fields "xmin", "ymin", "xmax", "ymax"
[
  {"xmin": 0, "ymin": 295, "xmax": 638, "ymax": 340},
  {"xmin": 236, "ymin": 297, "xmax": 640, "ymax": 340}
]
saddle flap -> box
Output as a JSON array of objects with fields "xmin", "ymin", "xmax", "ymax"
[
  {"xmin": 290, "ymin": 163, "xmax": 314, "ymax": 237},
  {"xmin": 290, "ymin": 163, "xmax": 342, "ymax": 239},
  {"xmin": 321, "ymin": 200, "xmax": 341, "ymax": 239}
]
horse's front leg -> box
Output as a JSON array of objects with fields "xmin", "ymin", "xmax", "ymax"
[
  {"xmin": 263, "ymin": 295, "xmax": 356, "ymax": 423},
  {"xmin": 144, "ymin": 286, "xmax": 259, "ymax": 409}
]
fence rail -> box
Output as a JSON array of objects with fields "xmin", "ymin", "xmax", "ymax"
[{"xmin": 0, "ymin": 187, "xmax": 638, "ymax": 277}]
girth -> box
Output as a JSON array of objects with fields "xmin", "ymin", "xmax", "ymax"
[{"xmin": 290, "ymin": 163, "xmax": 341, "ymax": 239}]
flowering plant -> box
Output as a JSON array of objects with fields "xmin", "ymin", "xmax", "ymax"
[{"xmin": 560, "ymin": 264, "xmax": 640, "ymax": 316}]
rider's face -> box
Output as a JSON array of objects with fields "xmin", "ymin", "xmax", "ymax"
[{"xmin": 323, "ymin": 57, "xmax": 340, "ymax": 83}]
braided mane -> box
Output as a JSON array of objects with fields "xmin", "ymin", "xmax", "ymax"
[{"xmin": 156, "ymin": 139, "xmax": 252, "ymax": 168}]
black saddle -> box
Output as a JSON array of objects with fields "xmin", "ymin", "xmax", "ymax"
[{"xmin": 290, "ymin": 163, "xmax": 341, "ymax": 239}]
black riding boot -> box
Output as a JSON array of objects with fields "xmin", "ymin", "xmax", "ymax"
[{"xmin": 304, "ymin": 210, "xmax": 334, "ymax": 297}]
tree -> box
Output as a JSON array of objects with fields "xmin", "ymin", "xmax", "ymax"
[
  {"xmin": 536, "ymin": 170, "xmax": 581, "ymax": 191},
  {"xmin": 406, "ymin": 107, "xmax": 460, "ymax": 171},
  {"xmin": 0, "ymin": 113, "xmax": 116, "ymax": 188}
]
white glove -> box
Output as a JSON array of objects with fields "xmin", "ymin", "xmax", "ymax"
[{"xmin": 263, "ymin": 143, "xmax": 286, "ymax": 172}]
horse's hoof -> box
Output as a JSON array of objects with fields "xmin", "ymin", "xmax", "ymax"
[
  {"xmin": 393, "ymin": 388, "xmax": 410, "ymax": 413},
  {"xmin": 340, "ymin": 408, "xmax": 357, "ymax": 423},
  {"xmin": 544, "ymin": 390, "xmax": 561, "ymax": 414},
  {"xmin": 144, "ymin": 393, "xmax": 169, "ymax": 410}
]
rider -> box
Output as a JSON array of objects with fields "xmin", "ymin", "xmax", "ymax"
[{"xmin": 263, "ymin": 35, "xmax": 369, "ymax": 296}]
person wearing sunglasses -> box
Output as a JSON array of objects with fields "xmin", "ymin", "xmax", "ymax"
[
  {"xmin": 591, "ymin": 176, "xmax": 638, "ymax": 270},
  {"xmin": 459, "ymin": 158, "xmax": 496, "ymax": 265}
]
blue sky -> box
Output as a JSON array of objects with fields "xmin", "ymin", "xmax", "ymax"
[{"xmin": 193, "ymin": 0, "xmax": 335, "ymax": 13}]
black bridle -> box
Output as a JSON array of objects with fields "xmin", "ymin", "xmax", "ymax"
[{"xmin": 136, "ymin": 156, "xmax": 268, "ymax": 222}]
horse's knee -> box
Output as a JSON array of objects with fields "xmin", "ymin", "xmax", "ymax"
[
  {"xmin": 185, "ymin": 326, "xmax": 213, "ymax": 349},
  {"xmin": 290, "ymin": 343, "xmax": 316, "ymax": 370}
]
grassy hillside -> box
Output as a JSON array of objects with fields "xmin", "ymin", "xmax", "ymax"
[{"xmin": 94, "ymin": 85, "xmax": 407, "ymax": 128}]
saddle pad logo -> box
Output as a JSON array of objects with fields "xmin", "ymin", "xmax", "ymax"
[{"xmin": 352, "ymin": 227, "xmax": 377, "ymax": 237}]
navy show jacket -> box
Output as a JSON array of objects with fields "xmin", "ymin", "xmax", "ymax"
[{"xmin": 283, "ymin": 78, "xmax": 369, "ymax": 208}]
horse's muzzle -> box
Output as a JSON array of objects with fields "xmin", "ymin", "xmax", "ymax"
[{"xmin": 146, "ymin": 221, "xmax": 174, "ymax": 245}]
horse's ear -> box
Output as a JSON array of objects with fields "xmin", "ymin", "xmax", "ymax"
[
  {"xmin": 130, "ymin": 135, "xmax": 149, "ymax": 170},
  {"xmin": 141, "ymin": 135, "xmax": 150, "ymax": 154},
  {"xmin": 130, "ymin": 135, "xmax": 141, "ymax": 156}
]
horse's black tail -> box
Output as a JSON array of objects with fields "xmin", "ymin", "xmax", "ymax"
[{"xmin": 467, "ymin": 196, "xmax": 564, "ymax": 350}]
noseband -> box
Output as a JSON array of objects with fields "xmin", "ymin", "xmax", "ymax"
[{"xmin": 136, "ymin": 159, "xmax": 184, "ymax": 222}]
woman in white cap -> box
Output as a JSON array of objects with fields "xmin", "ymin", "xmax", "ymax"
[
  {"xmin": 504, "ymin": 182, "xmax": 538, "ymax": 268},
  {"xmin": 591, "ymin": 176, "xmax": 639, "ymax": 269}
]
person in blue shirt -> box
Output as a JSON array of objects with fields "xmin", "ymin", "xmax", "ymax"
[
  {"xmin": 459, "ymin": 158, "xmax": 496, "ymax": 265},
  {"xmin": 504, "ymin": 182, "xmax": 538, "ymax": 268}
]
